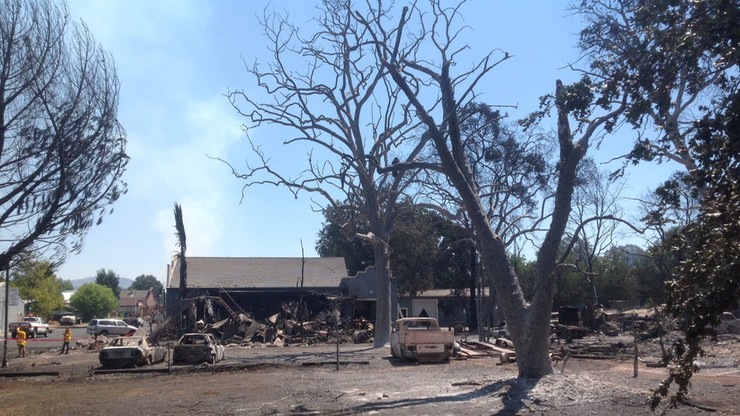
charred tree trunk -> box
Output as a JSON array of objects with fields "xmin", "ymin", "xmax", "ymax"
[
  {"xmin": 469, "ymin": 248, "xmax": 479, "ymax": 332},
  {"xmin": 373, "ymin": 237, "xmax": 392, "ymax": 347}
]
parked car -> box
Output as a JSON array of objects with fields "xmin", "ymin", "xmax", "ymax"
[
  {"xmin": 59, "ymin": 315, "xmax": 77, "ymax": 326},
  {"xmin": 172, "ymin": 333, "xmax": 225, "ymax": 365},
  {"xmin": 99, "ymin": 336, "xmax": 167, "ymax": 368},
  {"xmin": 86, "ymin": 319, "xmax": 138, "ymax": 337},
  {"xmin": 9, "ymin": 316, "xmax": 52, "ymax": 338},
  {"xmin": 123, "ymin": 316, "xmax": 144, "ymax": 328}
]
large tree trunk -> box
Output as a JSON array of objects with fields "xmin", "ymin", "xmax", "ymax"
[
  {"xmin": 428, "ymin": 76, "xmax": 585, "ymax": 377},
  {"xmin": 469, "ymin": 248, "xmax": 479, "ymax": 333},
  {"xmin": 373, "ymin": 238, "xmax": 392, "ymax": 347},
  {"xmin": 475, "ymin": 229, "xmax": 556, "ymax": 377},
  {"xmin": 384, "ymin": 10, "xmax": 593, "ymax": 373}
]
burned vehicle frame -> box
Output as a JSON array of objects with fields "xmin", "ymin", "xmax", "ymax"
[
  {"xmin": 99, "ymin": 336, "xmax": 167, "ymax": 368},
  {"xmin": 172, "ymin": 333, "xmax": 225, "ymax": 365}
]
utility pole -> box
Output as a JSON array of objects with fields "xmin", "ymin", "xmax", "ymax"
[{"xmin": 3, "ymin": 268, "xmax": 9, "ymax": 367}]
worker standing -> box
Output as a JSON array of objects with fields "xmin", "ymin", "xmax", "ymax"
[
  {"xmin": 16, "ymin": 327, "xmax": 27, "ymax": 357},
  {"xmin": 60, "ymin": 327, "xmax": 72, "ymax": 354}
]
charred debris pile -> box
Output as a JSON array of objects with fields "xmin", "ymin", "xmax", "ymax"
[{"xmin": 179, "ymin": 295, "xmax": 375, "ymax": 347}]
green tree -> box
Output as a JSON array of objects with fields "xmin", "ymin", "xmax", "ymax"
[
  {"xmin": 317, "ymin": 206, "xmax": 476, "ymax": 298},
  {"xmin": 0, "ymin": 0, "xmax": 128, "ymax": 271},
  {"xmin": 601, "ymin": 245, "xmax": 663, "ymax": 306},
  {"xmin": 574, "ymin": 0, "xmax": 739, "ymax": 407},
  {"xmin": 69, "ymin": 283, "xmax": 118, "ymax": 321},
  {"xmin": 57, "ymin": 278, "xmax": 74, "ymax": 291},
  {"xmin": 12, "ymin": 257, "xmax": 64, "ymax": 318},
  {"xmin": 95, "ymin": 269, "xmax": 121, "ymax": 299},
  {"xmin": 575, "ymin": 0, "xmax": 738, "ymax": 176},
  {"xmin": 129, "ymin": 274, "xmax": 163, "ymax": 292},
  {"xmin": 649, "ymin": 79, "xmax": 740, "ymax": 410},
  {"xmin": 316, "ymin": 208, "xmax": 374, "ymax": 276},
  {"xmin": 594, "ymin": 248, "xmax": 638, "ymax": 306}
]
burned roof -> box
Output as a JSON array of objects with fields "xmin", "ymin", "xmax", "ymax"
[{"xmin": 166, "ymin": 257, "xmax": 348, "ymax": 290}]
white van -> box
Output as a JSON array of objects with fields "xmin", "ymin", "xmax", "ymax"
[{"xmin": 86, "ymin": 319, "xmax": 138, "ymax": 336}]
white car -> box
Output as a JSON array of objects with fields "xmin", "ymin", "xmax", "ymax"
[
  {"xmin": 60, "ymin": 315, "xmax": 77, "ymax": 325},
  {"xmin": 86, "ymin": 319, "xmax": 138, "ymax": 337}
]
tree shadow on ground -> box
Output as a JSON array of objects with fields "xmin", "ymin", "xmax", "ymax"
[{"xmin": 336, "ymin": 376, "xmax": 542, "ymax": 415}]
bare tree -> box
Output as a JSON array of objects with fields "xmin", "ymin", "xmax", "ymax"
[
  {"xmin": 635, "ymin": 172, "xmax": 701, "ymax": 293},
  {"xmin": 356, "ymin": 2, "xmax": 627, "ymax": 376},
  {"xmin": 0, "ymin": 0, "xmax": 128, "ymax": 270},
  {"xmin": 226, "ymin": 1, "xmax": 428, "ymax": 346},
  {"xmin": 414, "ymin": 103, "xmax": 556, "ymax": 337},
  {"xmin": 568, "ymin": 160, "xmax": 626, "ymax": 308}
]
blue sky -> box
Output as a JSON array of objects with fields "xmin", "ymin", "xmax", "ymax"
[{"xmin": 58, "ymin": 1, "xmax": 680, "ymax": 285}]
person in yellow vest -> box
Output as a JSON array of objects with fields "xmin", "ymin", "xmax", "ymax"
[
  {"xmin": 16, "ymin": 327, "xmax": 27, "ymax": 357},
  {"xmin": 60, "ymin": 327, "xmax": 72, "ymax": 354}
]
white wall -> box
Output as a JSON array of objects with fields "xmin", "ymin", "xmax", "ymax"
[{"xmin": 0, "ymin": 283, "xmax": 26, "ymax": 333}]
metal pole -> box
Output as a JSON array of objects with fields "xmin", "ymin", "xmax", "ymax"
[
  {"xmin": 3, "ymin": 268, "xmax": 9, "ymax": 367},
  {"xmin": 633, "ymin": 320, "xmax": 639, "ymax": 378}
]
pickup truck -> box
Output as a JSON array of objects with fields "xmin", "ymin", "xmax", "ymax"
[
  {"xmin": 9, "ymin": 316, "xmax": 52, "ymax": 338},
  {"xmin": 390, "ymin": 317, "xmax": 455, "ymax": 362}
]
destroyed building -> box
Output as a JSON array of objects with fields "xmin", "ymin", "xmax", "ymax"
[{"xmin": 166, "ymin": 257, "xmax": 349, "ymax": 331}]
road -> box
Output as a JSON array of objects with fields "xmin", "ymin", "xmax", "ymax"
[{"xmin": 2, "ymin": 325, "xmax": 89, "ymax": 353}]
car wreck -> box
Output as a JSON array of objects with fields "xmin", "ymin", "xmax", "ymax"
[
  {"xmin": 172, "ymin": 333, "xmax": 225, "ymax": 365},
  {"xmin": 99, "ymin": 336, "xmax": 167, "ymax": 368},
  {"xmin": 390, "ymin": 317, "xmax": 455, "ymax": 362}
]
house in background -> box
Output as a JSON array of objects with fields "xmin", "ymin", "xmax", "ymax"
[
  {"xmin": 166, "ymin": 257, "xmax": 350, "ymax": 332},
  {"xmin": 119, "ymin": 289, "xmax": 149, "ymax": 317},
  {"xmin": 118, "ymin": 288, "xmax": 160, "ymax": 317},
  {"xmin": 62, "ymin": 290, "xmax": 75, "ymax": 307},
  {"xmin": 0, "ymin": 282, "xmax": 26, "ymax": 331}
]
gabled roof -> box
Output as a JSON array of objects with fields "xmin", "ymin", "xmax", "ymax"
[
  {"xmin": 166, "ymin": 257, "xmax": 348, "ymax": 290},
  {"xmin": 120, "ymin": 289, "xmax": 149, "ymax": 299},
  {"xmin": 118, "ymin": 289, "xmax": 149, "ymax": 307}
]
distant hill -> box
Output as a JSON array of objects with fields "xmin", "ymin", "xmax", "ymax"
[{"xmin": 70, "ymin": 277, "xmax": 135, "ymax": 290}]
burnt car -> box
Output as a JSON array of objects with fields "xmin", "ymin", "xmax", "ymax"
[
  {"xmin": 172, "ymin": 333, "xmax": 225, "ymax": 365},
  {"xmin": 99, "ymin": 336, "xmax": 167, "ymax": 368},
  {"xmin": 390, "ymin": 317, "xmax": 455, "ymax": 362}
]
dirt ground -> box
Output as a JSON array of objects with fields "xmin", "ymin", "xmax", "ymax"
[{"xmin": 1, "ymin": 335, "xmax": 738, "ymax": 415}]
